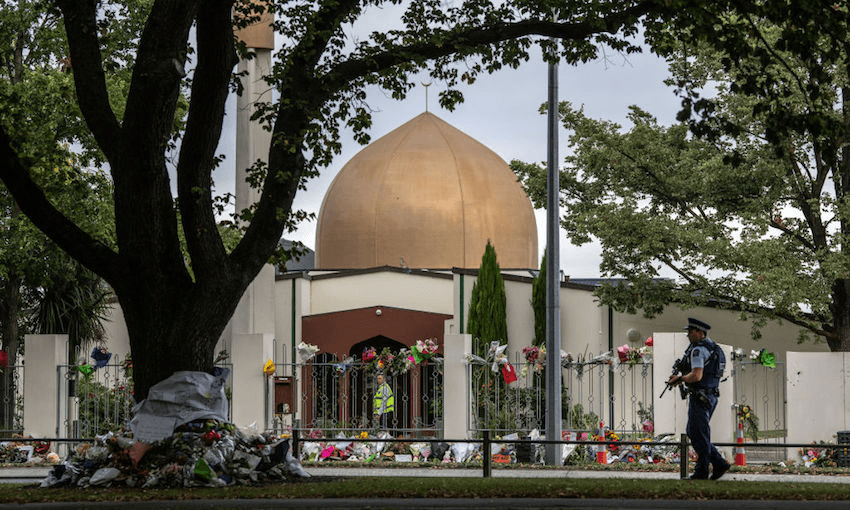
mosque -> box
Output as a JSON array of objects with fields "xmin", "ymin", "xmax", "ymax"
[{"xmin": 219, "ymin": 108, "xmax": 819, "ymax": 434}]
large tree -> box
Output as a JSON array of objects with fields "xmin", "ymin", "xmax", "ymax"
[
  {"xmin": 0, "ymin": 0, "xmax": 660, "ymax": 400},
  {"xmin": 513, "ymin": 3, "xmax": 850, "ymax": 350}
]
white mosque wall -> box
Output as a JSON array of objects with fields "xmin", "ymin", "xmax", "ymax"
[
  {"xmin": 272, "ymin": 276, "xmax": 311, "ymax": 368},
  {"xmin": 609, "ymin": 305, "xmax": 823, "ymax": 363},
  {"xmin": 308, "ymin": 271, "xmax": 453, "ymax": 316},
  {"xmin": 101, "ymin": 302, "xmax": 132, "ymax": 364},
  {"xmin": 504, "ymin": 278, "xmax": 534, "ymax": 350},
  {"xmin": 559, "ymin": 287, "xmax": 610, "ymax": 358}
]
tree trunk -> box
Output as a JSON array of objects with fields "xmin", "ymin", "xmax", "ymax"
[
  {"xmin": 116, "ymin": 270, "xmax": 247, "ymax": 402},
  {"xmin": 830, "ymin": 278, "xmax": 850, "ymax": 351}
]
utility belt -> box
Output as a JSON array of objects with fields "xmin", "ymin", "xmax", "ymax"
[{"xmin": 686, "ymin": 386, "xmax": 720, "ymax": 406}]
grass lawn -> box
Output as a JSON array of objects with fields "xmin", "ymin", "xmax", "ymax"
[{"xmin": 2, "ymin": 475, "xmax": 850, "ymax": 504}]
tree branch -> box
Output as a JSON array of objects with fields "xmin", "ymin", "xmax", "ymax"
[
  {"xmin": 324, "ymin": 4, "xmax": 654, "ymax": 92},
  {"xmin": 55, "ymin": 0, "xmax": 122, "ymax": 161},
  {"xmin": 121, "ymin": 1, "xmax": 198, "ymax": 147},
  {"xmin": 0, "ymin": 126, "xmax": 120, "ymax": 282},
  {"xmin": 177, "ymin": 0, "xmax": 237, "ymax": 282}
]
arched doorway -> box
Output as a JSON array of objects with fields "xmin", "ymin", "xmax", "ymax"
[{"xmin": 349, "ymin": 336, "xmax": 409, "ymax": 434}]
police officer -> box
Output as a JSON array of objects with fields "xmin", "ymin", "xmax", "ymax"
[{"xmin": 667, "ymin": 318, "xmax": 731, "ymax": 480}]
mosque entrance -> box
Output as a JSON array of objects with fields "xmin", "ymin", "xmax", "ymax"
[{"xmin": 349, "ymin": 336, "xmax": 410, "ymax": 434}]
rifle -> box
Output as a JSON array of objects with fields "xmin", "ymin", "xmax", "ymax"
[{"xmin": 659, "ymin": 356, "xmax": 688, "ymax": 399}]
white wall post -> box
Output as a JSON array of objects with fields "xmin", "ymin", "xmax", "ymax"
[
  {"xmin": 231, "ymin": 333, "xmax": 275, "ymax": 431},
  {"xmin": 23, "ymin": 334, "xmax": 69, "ymax": 441},
  {"xmin": 653, "ymin": 332, "xmax": 688, "ymax": 436},
  {"xmin": 443, "ymin": 333, "xmax": 472, "ymax": 440},
  {"xmin": 787, "ymin": 351, "xmax": 847, "ymax": 461}
]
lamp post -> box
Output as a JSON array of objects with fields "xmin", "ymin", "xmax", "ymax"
[{"xmin": 544, "ymin": 39, "xmax": 562, "ymax": 466}]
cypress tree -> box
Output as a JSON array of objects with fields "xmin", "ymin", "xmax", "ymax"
[
  {"xmin": 468, "ymin": 241, "xmax": 508, "ymax": 358},
  {"xmin": 531, "ymin": 250, "xmax": 546, "ymax": 347}
]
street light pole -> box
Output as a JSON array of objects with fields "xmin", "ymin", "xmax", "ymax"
[{"xmin": 544, "ymin": 44, "xmax": 562, "ymax": 466}]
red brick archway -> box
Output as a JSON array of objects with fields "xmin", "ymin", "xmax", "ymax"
[
  {"xmin": 302, "ymin": 305, "xmax": 451, "ymax": 357},
  {"xmin": 300, "ymin": 306, "xmax": 450, "ymax": 433}
]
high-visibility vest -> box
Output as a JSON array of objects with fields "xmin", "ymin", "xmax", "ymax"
[{"xmin": 373, "ymin": 382, "xmax": 394, "ymax": 414}]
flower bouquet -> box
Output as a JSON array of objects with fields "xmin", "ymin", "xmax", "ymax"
[
  {"xmin": 410, "ymin": 338, "xmax": 438, "ymax": 364},
  {"xmin": 297, "ymin": 341, "xmax": 320, "ymax": 362},
  {"xmin": 361, "ymin": 347, "xmax": 376, "ymax": 363},
  {"xmin": 522, "ymin": 345, "xmax": 546, "ymax": 372},
  {"xmin": 616, "ymin": 344, "xmax": 647, "ymax": 366},
  {"xmin": 737, "ymin": 404, "xmax": 759, "ymax": 442}
]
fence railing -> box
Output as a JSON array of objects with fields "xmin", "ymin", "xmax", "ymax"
[
  {"xmin": 60, "ymin": 363, "xmax": 134, "ymax": 438},
  {"xmin": 59, "ymin": 362, "xmax": 233, "ymax": 439},
  {"xmin": 295, "ymin": 360, "xmax": 443, "ymax": 437},
  {"xmin": 468, "ymin": 354, "xmax": 654, "ymax": 437},
  {"xmin": 0, "ymin": 365, "xmax": 23, "ymax": 435}
]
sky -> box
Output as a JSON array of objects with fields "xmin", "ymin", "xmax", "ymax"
[{"xmin": 213, "ymin": 38, "xmax": 682, "ymax": 278}]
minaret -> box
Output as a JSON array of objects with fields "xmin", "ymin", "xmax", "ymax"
[
  {"xmin": 222, "ymin": 3, "xmax": 278, "ymax": 430},
  {"xmin": 228, "ymin": 5, "xmax": 276, "ymax": 341}
]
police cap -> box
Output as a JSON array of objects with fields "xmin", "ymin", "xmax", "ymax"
[{"xmin": 684, "ymin": 317, "xmax": 711, "ymax": 332}]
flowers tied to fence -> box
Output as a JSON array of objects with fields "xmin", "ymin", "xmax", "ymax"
[
  {"xmin": 410, "ymin": 338, "xmax": 438, "ymax": 364},
  {"xmin": 736, "ymin": 404, "xmax": 760, "ymax": 442},
  {"xmin": 297, "ymin": 341, "xmax": 320, "ymax": 362},
  {"xmin": 360, "ymin": 340, "xmax": 443, "ymax": 376}
]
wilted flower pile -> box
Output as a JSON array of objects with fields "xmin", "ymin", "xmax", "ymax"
[
  {"xmin": 300, "ymin": 432, "xmax": 482, "ymax": 463},
  {"xmin": 40, "ymin": 420, "xmax": 308, "ymax": 488},
  {"xmin": 298, "ymin": 429, "xmax": 684, "ymax": 466},
  {"xmin": 0, "ymin": 437, "xmax": 57, "ymax": 464}
]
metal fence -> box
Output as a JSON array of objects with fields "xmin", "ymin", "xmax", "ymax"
[
  {"xmin": 295, "ymin": 359, "xmax": 443, "ymax": 437},
  {"xmin": 0, "ymin": 365, "xmax": 24, "ymax": 435},
  {"xmin": 60, "ymin": 362, "xmax": 233, "ymax": 439},
  {"xmin": 732, "ymin": 359, "xmax": 786, "ymax": 462},
  {"xmin": 468, "ymin": 355, "xmax": 654, "ymax": 437},
  {"xmin": 61, "ymin": 363, "xmax": 134, "ymax": 438}
]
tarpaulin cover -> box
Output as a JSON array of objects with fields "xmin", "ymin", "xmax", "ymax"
[{"xmin": 129, "ymin": 370, "xmax": 230, "ymax": 443}]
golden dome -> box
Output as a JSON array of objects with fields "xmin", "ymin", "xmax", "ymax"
[{"xmin": 315, "ymin": 112, "xmax": 538, "ymax": 269}]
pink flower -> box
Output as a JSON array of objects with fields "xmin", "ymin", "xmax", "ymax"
[{"xmin": 645, "ymin": 336, "xmax": 653, "ymax": 347}]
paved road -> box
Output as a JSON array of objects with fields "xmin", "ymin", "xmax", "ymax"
[
  {"xmin": 3, "ymin": 466, "xmax": 850, "ymax": 509},
  {"xmin": 2, "ymin": 498, "xmax": 850, "ymax": 510}
]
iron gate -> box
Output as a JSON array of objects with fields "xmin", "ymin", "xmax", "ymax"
[{"xmin": 732, "ymin": 359, "xmax": 786, "ymax": 462}]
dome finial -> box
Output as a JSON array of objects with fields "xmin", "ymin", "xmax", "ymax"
[{"xmin": 421, "ymin": 81, "xmax": 432, "ymax": 112}]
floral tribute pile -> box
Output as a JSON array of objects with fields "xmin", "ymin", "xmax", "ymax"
[
  {"xmin": 0, "ymin": 437, "xmax": 58, "ymax": 465},
  {"xmin": 300, "ymin": 430, "xmax": 481, "ymax": 464},
  {"xmin": 297, "ymin": 428, "xmax": 684, "ymax": 466},
  {"xmin": 800, "ymin": 442, "xmax": 838, "ymax": 468},
  {"xmin": 40, "ymin": 420, "xmax": 308, "ymax": 488}
]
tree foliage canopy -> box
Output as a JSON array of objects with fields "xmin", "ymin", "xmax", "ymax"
[{"xmin": 514, "ymin": 2, "xmax": 850, "ymax": 350}]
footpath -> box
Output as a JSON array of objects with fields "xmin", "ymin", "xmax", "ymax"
[{"xmin": 3, "ymin": 464, "xmax": 850, "ymax": 484}]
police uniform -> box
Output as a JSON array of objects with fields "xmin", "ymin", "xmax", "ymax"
[{"xmin": 680, "ymin": 318, "xmax": 730, "ymax": 480}]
